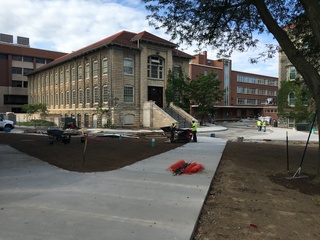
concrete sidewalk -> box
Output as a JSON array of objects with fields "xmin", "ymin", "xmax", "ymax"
[{"xmin": 0, "ymin": 135, "xmax": 227, "ymax": 240}]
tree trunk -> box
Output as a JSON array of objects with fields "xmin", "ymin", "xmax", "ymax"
[
  {"xmin": 253, "ymin": 0, "xmax": 320, "ymax": 181},
  {"xmin": 314, "ymin": 111, "xmax": 320, "ymax": 183}
]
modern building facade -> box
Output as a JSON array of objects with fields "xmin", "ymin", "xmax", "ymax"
[
  {"xmin": 27, "ymin": 31, "xmax": 193, "ymax": 128},
  {"xmin": 0, "ymin": 33, "xmax": 67, "ymax": 113},
  {"xmin": 190, "ymin": 51, "xmax": 279, "ymax": 121}
]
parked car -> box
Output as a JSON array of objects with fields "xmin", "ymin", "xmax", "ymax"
[{"xmin": 0, "ymin": 118, "xmax": 15, "ymax": 130}]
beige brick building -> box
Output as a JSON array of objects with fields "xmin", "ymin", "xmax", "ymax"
[{"xmin": 27, "ymin": 31, "xmax": 193, "ymax": 128}]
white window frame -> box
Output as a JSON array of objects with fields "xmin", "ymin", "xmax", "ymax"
[
  {"xmin": 102, "ymin": 58, "xmax": 108, "ymax": 75},
  {"xmin": 148, "ymin": 56, "xmax": 163, "ymax": 79},
  {"xmin": 103, "ymin": 85, "xmax": 108, "ymax": 103},
  {"xmin": 94, "ymin": 87, "xmax": 99, "ymax": 104},
  {"xmin": 85, "ymin": 63, "xmax": 90, "ymax": 79},
  {"xmin": 124, "ymin": 85, "xmax": 134, "ymax": 103},
  {"xmin": 93, "ymin": 61, "xmax": 98, "ymax": 77},
  {"xmin": 124, "ymin": 58, "xmax": 134, "ymax": 75}
]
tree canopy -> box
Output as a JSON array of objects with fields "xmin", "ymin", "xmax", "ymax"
[
  {"xmin": 187, "ymin": 72, "xmax": 224, "ymax": 123},
  {"xmin": 165, "ymin": 67, "xmax": 190, "ymax": 111},
  {"xmin": 142, "ymin": 0, "xmax": 320, "ymax": 181},
  {"xmin": 22, "ymin": 103, "xmax": 48, "ymax": 115}
]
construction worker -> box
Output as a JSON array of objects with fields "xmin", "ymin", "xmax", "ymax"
[
  {"xmin": 170, "ymin": 122, "xmax": 177, "ymax": 143},
  {"xmin": 257, "ymin": 119, "xmax": 262, "ymax": 131},
  {"xmin": 262, "ymin": 119, "xmax": 267, "ymax": 132},
  {"xmin": 191, "ymin": 119, "xmax": 198, "ymax": 142}
]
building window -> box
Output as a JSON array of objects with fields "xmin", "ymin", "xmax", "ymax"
[
  {"xmin": 79, "ymin": 89, "xmax": 83, "ymax": 104},
  {"xmin": 93, "ymin": 61, "xmax": 98, "ymax": 77},
  {"xmin": 23, "ymin": 68, "xmax": 33, "ymax": 76},
  {"xmin": 60, "ymin": 70, "xmax": 63, "ymax": 84},
  {"xmin": 94, "ymin": 87, "xmax": 99, "ymax": 103},
  {"xmin": 60, "ymin": 92, "xmax": 64, "ymax": 105},
  {"xmin": 23, "ymin": 56, "xmax": 33, "ymax": 62},
  {"xmin": 247, "ymin": 88, "xmax": 256, "ymax": 94},
  {"xmin": 36, "ymin": 58, "xmax": 45, "ymax": 64},
  {"xmin": 12, "ymin": 81, "xmax": 22, "ymax": 87},
  {"xmin": 78, "ymin": 65, "xmax": 82, "ymax": 80},
  {"xmin": 55, "ymin": 72, "xmax": 58, "ymax": 85},
  {"xmin": 12, "ymin": 67, "xmax": 22, "ymax": 74},
  {"xmin": 289, "ymin": 66, "xmax": 296, "ymax": 80},
  {"xmin": 66, "ymin": 91, "xmax": 70, "ymax": 105},
  {"xmin": 288, "ymin": 92, "xmax": 295, "ymax": 106},
  {"xmin": 50, "ymin": 74, "xmax": 53, "ymax": 85},
  {"xmin": 124, "ymin": 85, "xmax": 134, "ymax": 103},
  {"xmin": 247, "ymin": 99, "xmax": 256, "ymax": 105},
  {"xmin": 72, "ymin": 67, "xmax": 76, "ymax": 82},
  {"xmin": 173, "ymin": 65, "xmax": 181, "ymax": 78},
  {"xmin": 55, "ymin": 93, "xmax": 59, "ymax": 105},
  {"xmin": 65, "ymin": 69, "xmax": 69, "ymax": 83},
  {"xmin": 85, "ymin": 63, "xmax": 90, "ymax": 79},
  {"xmin": 237, "ymin": 98, "xmax": 245, "ymax": 105},
  {"xmin": 72, "ymin": 90, "xmax": 76, "ymax": 105},
  {"xmin": 148, "ymin": 56, "xmax": 163, "ymax": 79},
  {"xmin": 102, "ymin": 58, "xmax": 108, "ymax": 75},
  {"xmin": 102, "ymin": 85, "xmax": 108, "ymax": 103},
  {"xmin": 12, "ymin": 55, "xmax": 22, "ymax": 61},
  {"xmin": 46, "ymin": 76, "xmax": 49, "ymax": 86},
  {"xmin": 50, "ymin": 94, "xmax": 53, "ymax": 105},
  {"xmin": 237, "ymin": 87, "xmax": 245, "ymax": 94},
  {"xmin": 0, "ymin": 54, "xmax": 8, "ymax": 60},
  {"xmin": 86, "ymin": 88, "xmax": 90, "ymax": 104},
  {"xmin": 124, "ymin": 58, "xmax": 134, "ymax": 75}
]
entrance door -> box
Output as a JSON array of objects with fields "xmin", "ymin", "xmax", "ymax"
[{"xmin": 148, "ymin": 86, "xmax": 163, "ymax": 108}]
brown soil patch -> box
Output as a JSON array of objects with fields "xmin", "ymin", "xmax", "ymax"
[
  {"xmin": 0, "ymin": 132, "xmax": 184, "ymax": 172},
  {"xmin": 193, "ymin": 141, "xmax": 320, "ymax": 240}
]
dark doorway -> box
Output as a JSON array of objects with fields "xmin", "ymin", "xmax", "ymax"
[{"xmin": 148, "ymin": 86, "xmax": 163, "ymax": 108}]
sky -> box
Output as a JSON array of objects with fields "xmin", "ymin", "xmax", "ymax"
[{"xmin": 0, "ymin": 0, "xmax": 279, "ymax": 77}]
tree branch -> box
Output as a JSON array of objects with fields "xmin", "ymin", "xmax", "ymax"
[{"xmin": 299, "ymin": 0, "xmax": 320, "ymax": 45}]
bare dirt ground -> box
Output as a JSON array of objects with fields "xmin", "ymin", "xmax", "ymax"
[
  {"xmin": 1, "ymin": 125, "xmax": 320, "ymax": 240},
  {"xmin": 193, "ymin": 122, "xmax": 320, "ymax": 240}
]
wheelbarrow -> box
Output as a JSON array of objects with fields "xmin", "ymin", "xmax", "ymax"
[
  {"xmin": 47, "ymin": 129, "xmax": 71, "ymax": 144},
  {"xmin": 161, "ymin": 126, "xmax": 192, "ymax": 143}
]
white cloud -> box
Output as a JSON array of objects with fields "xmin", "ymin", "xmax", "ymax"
[{"xmin": 0, "ymin": 0, "xmax": 279, "ymax": 77}]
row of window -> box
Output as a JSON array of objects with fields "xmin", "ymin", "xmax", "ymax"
[
  {"xmin": 33, "ymin": 58, "xmax": 108, "ymax": 87},
  {"xmin": 288, "ymin": 92, "xmax": 308, "ymax": 106},
  {"xmin": 264, "ymin": 109, "xmax": 278, "ymax": 113},
  {"xmin": 237, "ymin": 75, "xmax": 278, "ymax": 86},
  {"xmin": 12, "ymin": 80, "xmax": 28, "ymax": 88},
  {"xmin": 12, "ymin": 55, "xmax": 53, "ymax": 64},
  {"xmin": 237, "ymin": 87, "xmax": 277, "ymax": 96},
  {"xmin": 237, "ymin": 98, "xmax": 271, "ymax": 105},
  {"xmin": 32, "ymin": 55, "xmax": 164, "ymax": 89},
  {"xmin": 12, "ymin": 67, "xmax": 33, "ymax": 75},
  {"xmin": 31, "ymin": 85, "xmax": 134, "ymax": 106}
]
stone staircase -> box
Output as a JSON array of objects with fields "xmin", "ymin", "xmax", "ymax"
[{"xmin": 163, "ymin": 106, "xmax": 192, "ymax": 128}]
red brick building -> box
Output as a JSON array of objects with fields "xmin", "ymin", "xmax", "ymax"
[
  {"xmin": 0, "ymin": 33, "xmax": 66, "ymax": 113},
  {"xmin": 190, "ymin": 51, "xmax": 278, "ymax": 122}
]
